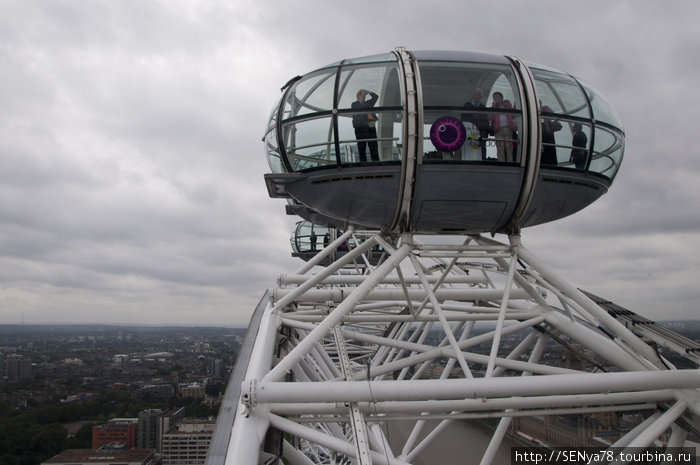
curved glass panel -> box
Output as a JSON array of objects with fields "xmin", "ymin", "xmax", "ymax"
[
  {"xmin": 538, "ymin": 119, "xmax": 591, "ymax": 169},
  {"xmin": 581, "ymin": 82, "xmax": 623, "ymax": 128},
  {"xmin": 282, "ymin": 70, "xmax": 336, "ymax": 119},
  {"xmin": 565, "ymin": 121, "xmax": 591, "ymax": 170},
  {"xmin": 336, "ymin": 62, "xmax": 402, "ymax": 164},
  {"xmin": 419, "ymin": 61, "xmax": 522, "ymax": 163},
  {"xmin": 420, "ymin": 61, "xmax": 520, "ymax": 108},
  {"xmin": 265, "ymin": 93, "xmax": 283, "ymax": 133},
  {"xmin": 291, "ymin": 221, "xmax": 334, "ymax": 253},
  {"xmin": 589, "ymin": 125, "xmax": 624, "ymax": 177},
  {"xmin": 531, "ymin": 68, "xmax": 589, "ymax": 119},
  {"xmin": 264, "ymin": 127, "xmax": 284, "ymax": 173},
  {"xmin": 264, "ymin": 93, "xmax": 285, "ymax": 173},
  {"xmin": 281, "ymin": 116, "xmax": 336, "ymax": 171},
  {"xmin": 337, "ymin": 63, "xmax": 402, "ymax": 110}
]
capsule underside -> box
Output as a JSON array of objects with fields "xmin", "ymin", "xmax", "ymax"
[{"xmin": 264, "ymin": 50, "xmax": 624, "ymax": 234}]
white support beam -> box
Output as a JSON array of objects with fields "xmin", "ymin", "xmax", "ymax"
[
  {"xmin": 269, "ymin": 414, "xmax": 412, "ymax": 465},
  {"xmin": 272, "ymin": 287, "xmax": 532, "ymax": 303},
  {"xmin": 621, "ymin": 400, "xmax": 687, "ymax": 450},
  {"xmin": 516, "ymin": 243, "xmax": 664, "ymax": 368},
  {"xmin": 486, "ymin": 244, "xmax": 519, "ymax": 377},
  {"xmin": 281, "ymin": 312, "xmax": 541, "ymax": 323},
  {"xmin": 409, "ymin": 253, "xmax": 473, "ymax": 378},
  {"xmin": 281, "ymin": 316, "xmax": 575, "ymax": 378},
  {"xmin": 263, "ymin": 243, "xmax": 412, "ymax": 382},
  {"xmin": 253, "ymin": 370, "xmax": 700, "ymax": 405},
  {"xmin": 273, "ymin": 234, "xmax": 378, "ymax": 310},
  {"xmin": 279, "ymin": 274, "xmax": 487, "ymax": 286},
  {"xmin": 266, "ymin": 390, "xmax": 675, "ymax": 416}
]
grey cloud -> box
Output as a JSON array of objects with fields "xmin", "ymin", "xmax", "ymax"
[{"xmin": 0, "ymin": 0, "xmax": 698, "ymax": 325}]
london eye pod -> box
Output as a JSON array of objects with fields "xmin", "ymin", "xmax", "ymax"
[
  {"xmin": 290, "ymin": 220, "xmax": 385, "ymax": 266},
  {"xmin": 263, "ymin": 49, "xmax": 625, "ymax": 234}
]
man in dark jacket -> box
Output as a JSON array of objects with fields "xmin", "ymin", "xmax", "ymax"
[
  {"xmin": 462, "ymin": 88, "xmax": 490, "ymax": 159},
  {"xmin": 352, "ymin": 89, "xmax": 379, "ymax": 162},
  {"xmin": 570, "ymin": 123, "xmax": 588, "ymax": 169}
]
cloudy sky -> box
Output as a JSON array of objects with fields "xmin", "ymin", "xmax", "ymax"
[{"xmin": 1, "ymin": 1, "xmax": 698, "ymax": 326}]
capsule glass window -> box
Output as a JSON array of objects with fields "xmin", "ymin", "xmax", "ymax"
[
  {"xmin": 581, "ymin": 82, "xmax": 624, "ymax": 128},
  {"xmin": 419, "ymin": 61, "xmax": 522, "ymax": 163},
  {"xmin": 419, "ymin": 62, "xmax": 520, "ymax": 108},
  {"xmin": 337, "ymin": 62, "xmax": 402, "ymax": 110},
  {"xmin": 546, "ymin": 120, "xmax": 591, "ymax": 170},
  {"xmin": 282, "ymin": 69, "xmax": 336, "ymax": 120},
  {"xmin": 264, "ymin": 127, "xmax": 284, "ymax": 173},
  {"xmin": 280, "ymin": 116, "xmax": 336, "ymax": 171},
  {"xmin": 338, "ymin": 110, "xmax": 403, "ymax": 164},
  {"xmin": 531, "ymin": 68, "xmax": 589, "ymax": 119},
  {"xmin": 539, "ymin": 114, "xmax": 569, "ymax": 167},
  {"xmin": 590, "ymin": 125, "xmax": 624, "ymax": 178},
  {"xmin": 337, "ymin": 61, "xmax": 403, "ymax": 165}
]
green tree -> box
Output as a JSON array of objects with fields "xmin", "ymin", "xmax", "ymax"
[
  {"xmin": 75, "ymin": 422, "xmax": 97, "ymax": 442},
  {"xmin": 30, "ymin": 423, "xmax": 67, "ymax": 454}
]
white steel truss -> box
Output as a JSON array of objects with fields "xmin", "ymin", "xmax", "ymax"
[{"xmin": 219, "ymin": 231, "xmax": 700, "ymax": 465}]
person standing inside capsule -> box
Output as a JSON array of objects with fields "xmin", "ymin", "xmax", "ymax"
[
  {"xmin": 352, "ymin": 89, "xmax": 380, "ymax": 162},
  {"xmin": 540, "ymin": 101, "xmax": 562, "ymax": 166},
  {"xmin": 570, "ymin": 123, "xmax": 588, "ymax": 169},
  {"xmin": 462, "ymin": 88, "xmax": 490, "ymax": 160},
  {"xmin": 489, "ymin": 92, "xmax": 516, "ymax": 162}
]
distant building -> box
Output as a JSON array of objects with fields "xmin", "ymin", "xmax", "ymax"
[
  {"xmin": 4, "ymin": 354, "xmax": 32, "ymax": 381},
  {"xmin": 92, "ymin": 418, "xmax": 138, "ymax": 449},
  {"xmin": 179, "ymin": 383, "xmax": 205, "ymax": 401},
  {"xmin": 209, "ymin": 358, "xmax": 222, "ymax": 377},
  {"xmin": 204, "ymin": 382, "xmax": 225, "ymax": 408},
  {"xmin": 160, "ymin": 419, "xmax": 215, "ymax": 465},
  {"xmin": 192, "ymin": 342, "xmax": 209, "ymax": 353},
  {"xmin": 138, "ymin": 409, "xmax": 161, "ymax": 450},
  {"xmin": 159, "ymin": 408, "xmax": 186, "ymax": 452},
  {"xmin": 137, "ymin": 407, "xmax": 185, "ymax": 452},
  {"xmin": 135, "ymin": 383, "xmax": 174, "ymax": 402},
  {"xmin": 42, "ymin": 447, "xmax": 160, "ymax": 465}
]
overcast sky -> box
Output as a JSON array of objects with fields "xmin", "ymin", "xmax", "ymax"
[{"xmin": 1, "ymin": 1, "xmax": 698, "ymax": 326}]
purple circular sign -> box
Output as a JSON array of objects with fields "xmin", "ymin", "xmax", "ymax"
[{"xmin": 429, "ymin": 116, "xmax": 467, "ymax": 152}]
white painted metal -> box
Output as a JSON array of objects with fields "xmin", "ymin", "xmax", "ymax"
[
  {"xmin": 223, "ymin": 232, "xmax": 700, "ymax": 465},
  {"xmin": 390, "ymin": 47, "xmax": 420, "ymax": 232},
  {"xmin": 333, "ymin": 325, "xmax": 373, "ymax": 465}
]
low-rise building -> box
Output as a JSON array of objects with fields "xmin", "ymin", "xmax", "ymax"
[
  {"xmin": 179, "ymin": 383, "xmax": 205, "ymax": 401},
  {"xmin": 42, "ymin": 448, "xmax": 160, "ymax": 465},
  {"xmin": 137, "ymin": 407, "xmax": 185, "ymax": 452},
  {"xmin": 160, "ymin": 419, "xmax": 215, "ymax": 465},
  {"xmin": 92, "ymin": 418, "xmax": 138, "ymax": 449}
]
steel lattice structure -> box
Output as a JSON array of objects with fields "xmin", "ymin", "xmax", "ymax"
[
  {"xmin": 205, "ymin": 49, "xmax": 699, "ymax": 465},
  {"xmin": 208, "ymin": 231, "xmax": 700, "ymax": 465}
]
